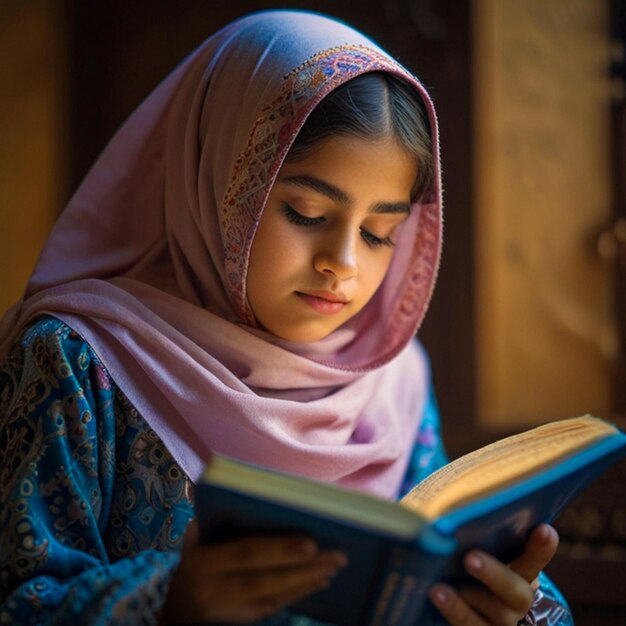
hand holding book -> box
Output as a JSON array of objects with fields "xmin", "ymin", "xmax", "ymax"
[
  {"xmin": 428, "ymin": 522, "xmax": 558, "ymax": 625},
  {"xmin": 163, "ymin": 519, "xmax": 349, "ymax": 624},
  {"xmin": 163, "ymin": 521, "xmax": 554, "ymax": 625},
  {"xmin": 196, "ymin": 416, "xmax": 626, "ymax": 625}
]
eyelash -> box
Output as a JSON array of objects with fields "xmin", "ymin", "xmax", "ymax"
[{"xmin": 281, "ymin": 204, "xmax": 394, "ymax": 249}]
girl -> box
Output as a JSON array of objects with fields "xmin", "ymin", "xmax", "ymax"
[{"xmin": 0, "ymin": 10, "xmax": 572, "ymax": 626}]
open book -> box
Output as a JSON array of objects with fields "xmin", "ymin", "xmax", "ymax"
[{"xmin": 195, "ymin": 416, "xmax": 626, "ymax": 626}]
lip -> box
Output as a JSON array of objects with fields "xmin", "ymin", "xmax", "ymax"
[
  {"xmin": 302, "ymin": 290, "xmax": 349, "ymax": 303},
  {"xmin": 296, "ymin": 291, "xmax": 349, "ymax": 315}
]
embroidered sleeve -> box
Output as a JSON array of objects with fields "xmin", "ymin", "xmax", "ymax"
[
  {"xmin": 526, "ymin": 571, "xmax": 574, "ymax": 626},
  {"xmin": 0, "ymin": 318, "xmax": 180, "ymax": 626},
  {"xmin": 397, "ymin": 381, "xmax": 449, "ymax": 498}
]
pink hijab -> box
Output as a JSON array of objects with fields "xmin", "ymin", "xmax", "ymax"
[{"xmin": 0, "ymin": 11, "xmax": 442, "ymax": 497}]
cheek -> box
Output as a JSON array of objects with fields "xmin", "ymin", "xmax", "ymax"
[
  {"xmin": 362, "ymin": 250, "xmax": 395, "ymax": 297},
  {"xmin": 247, "ymin": 216, "xmax": 300, "ymax": 296},
  {"xmin": 252, "ymin": 224, "xmax": 299, "ymax": 274}
]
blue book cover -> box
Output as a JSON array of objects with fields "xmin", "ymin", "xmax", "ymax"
[{"xmin": 195, "ymin": 416, "xmax": 626, "ymax": 626}]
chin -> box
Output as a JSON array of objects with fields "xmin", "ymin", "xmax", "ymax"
[
  {"xmin": 270, "ymin": 323, "xmax": 337, "ymax": 344},
  {"xmin": 281, "ymin": 330, "xmax": 333, "ymax": 343}
]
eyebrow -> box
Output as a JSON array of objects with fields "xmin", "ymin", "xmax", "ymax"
[{"xmin": 279, "ymin": 174, "xmax": 410, "ymax": 215}]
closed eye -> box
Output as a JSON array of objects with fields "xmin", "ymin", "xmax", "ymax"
[
  {"xmin": 360, "ymin": 229, "xmax": 394, "ymax": 248},
  {"xmin": 282, "ymin": 203, "xmax": 325, "ymax": 226},
  {"xmin": 282, "ymin": 203, "xmax": 395, "ymax": 249}
]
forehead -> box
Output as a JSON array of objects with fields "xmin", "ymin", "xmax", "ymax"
[{"xmin": 276, "ymin": 135, "xmax": 417, "ymax": 200}]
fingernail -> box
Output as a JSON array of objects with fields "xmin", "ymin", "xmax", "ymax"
[
  {"xmin": 320, "ymin": 565, "xmax": 342, "ymax": 578},
  {"xmin": 291, "ymin": 538, "xmax": 317, "ymax": 556},
  {"xmin": 430, "ymin": 586, "xmax": 450, "ymax": 607},
  {"xmin": 465, "ymin": 552, "xmax": 483, "ymax": 572},
  {"xmin": 317, "ymin": 577, "xmax": 331, "ymax": 590},
  {"xmin": 539, "ymin": 524, "xmax": 557, "ymax": 543},
  {"xmin": 329, "ymin": 550, "xmax": 349, "ymax": 567},
  {"xmin": 317, "ymin": 550, "xmax": 349, "ymax": 567}
]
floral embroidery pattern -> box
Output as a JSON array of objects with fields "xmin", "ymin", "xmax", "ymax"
[{"xmin": 222, "ymin": 45, "xmax": 423, "ymax": 323}]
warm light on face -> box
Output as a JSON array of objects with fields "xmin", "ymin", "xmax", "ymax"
[{"xmin": 246, "ymin": 134, "xmax": 417, "ymax": 342}]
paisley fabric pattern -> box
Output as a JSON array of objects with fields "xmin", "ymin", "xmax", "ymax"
[
  {"xmin": 0, "ymin": 318, "xmax": 572, "ymax": 625},
  {"xmin": 0, "ymin": 318, "xmax": 188, "ymax": 626}
]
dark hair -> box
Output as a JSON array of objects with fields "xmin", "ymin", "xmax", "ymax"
[{"xmin": 287, "ymin": 73, "xmax": 434, "ymax": 201}]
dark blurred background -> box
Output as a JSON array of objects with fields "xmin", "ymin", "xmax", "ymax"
[{"xmin": 1, "ymin": 1, "xmax": 625, "ymax": 623}]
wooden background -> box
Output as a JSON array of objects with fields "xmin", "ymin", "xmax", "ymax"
[{"xmin": 1, "ymin": 1, "xmax": 625, "ymax": 623}]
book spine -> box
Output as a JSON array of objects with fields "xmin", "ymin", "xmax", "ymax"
[{"xmin": 365, "ymin": 544, "xmax": 448, "ymax": 626}]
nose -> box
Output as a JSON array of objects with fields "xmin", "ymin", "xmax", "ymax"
[{"xmin": 313, "ymin": 230, "xmax": 358, "ymax": 280}]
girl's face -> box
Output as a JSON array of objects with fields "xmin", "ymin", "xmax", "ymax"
[{"xmin": 247, "ymin": 134, "xmax": 416, "ymax": 342}]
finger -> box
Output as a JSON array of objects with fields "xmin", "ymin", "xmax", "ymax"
[
  {"xmin": 429, "ymin": 584, "xmax": 489, "ymax": 626},
  {"xmin": 182, "ymin": 518, "xmax": 199, "ymax": 550},
  {"xmin": 251, "ymin": 573, "xmax": 336, "ymax": 619},
  {"xmin": 463, "ymin": 550, "xmax": 534, "ymax": 616},
  {"xmin": 459, "ymin": 584, "xmax": 529, "ymax": 625},
  {"xmin": 203, "ymin": 535, "xmax": 325, "ymax": 572},
  {"xmin": 217, "ymin": 574, "xmax": 333, "ymax": 624},
  {"xmin": 227, "ymin": 554, "xmax": 347, "ymax": 602},
  {"xmin": 180, "ymin": 555, "xmax": 346, "ymax": 624},
  {"xmin": 509, "ymin": 524, "xmax": 559, "ymax": 583}
]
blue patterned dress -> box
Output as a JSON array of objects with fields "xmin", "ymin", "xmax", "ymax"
[{"xmin": 0, "ymin": 317, "xmax": 572, "ymax": 625}]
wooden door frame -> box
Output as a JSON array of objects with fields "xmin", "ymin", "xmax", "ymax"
[{"xmin": 612, "ymin": 0, "xmax": 626, "ymax": 413}]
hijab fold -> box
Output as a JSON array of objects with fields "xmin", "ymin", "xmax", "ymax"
[{"xmin": 0, "ymin": 11, "xmax": 442, "ymax": 497}]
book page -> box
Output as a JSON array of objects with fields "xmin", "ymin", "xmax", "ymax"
[{"xmin": 401, "ymin": 415, "xmax": 616, "ymax": 519}]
